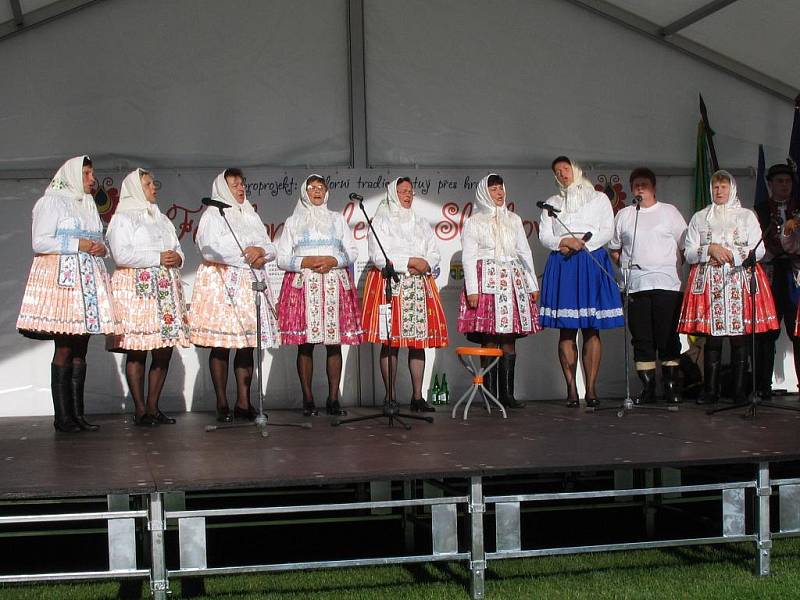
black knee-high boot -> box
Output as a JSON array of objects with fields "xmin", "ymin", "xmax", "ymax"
[
  {"xmin": 730, "ymin": 345, "xmax": 749, "ymax": 404},
  {"xmin": 697, "ymin": 346, "xmax": 721, "ymax": 405},
  {"xmin": 71, "ymin": 362, "xmax": 99, "ymax": 431},
  {"xmin": 634, "ymin": 369, "xmax": 656, "ymax": 405},
  {"xmin": 661, "ymin": 365, "xmax": 682, "ymax": 404},
  {"xmin": 51, "ymin": 364, "xmax": 80, "ymax": 433},
  {"xmin": 498, "ymin": 354, "xmax": 524, "ymax": 409}
]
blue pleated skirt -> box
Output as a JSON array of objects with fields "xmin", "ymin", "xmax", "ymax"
[{"xmin": 539, "ymin": 248, "xmax": 624, "ymax": 330}]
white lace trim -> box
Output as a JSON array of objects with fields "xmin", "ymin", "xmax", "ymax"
[{"xmin": 540, "ymin": 307, "xmax": 623, "ymax": 319}]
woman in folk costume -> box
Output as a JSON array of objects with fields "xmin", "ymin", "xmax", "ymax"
[
  {"xmin": 538, "ymin": 157, "xmax": 623, "ymax": 409},
  {"xmin": 678, "ymin": 170, "xmax": 778, "ymax": 404},
  {"xmin": 189, "ymin": 169, "xmax": 280, "ymax": 423},
  {"xmin": 457, "ymin": 173, "xmax": 541, "ymax": 409},
  {"xmin": 17, "ymin": 156, "xmax": 119, "ymax": 432},
  {"xmin": 362, "ymin": 177, "xmax": 448, "ymax": 412},
  {"xmin": 106, "ymin": 169, "xmax": 190, "ymax": 426},
  {"xmin": 276, "ymin": 174, "xmax": 363, "ymax": 417}
]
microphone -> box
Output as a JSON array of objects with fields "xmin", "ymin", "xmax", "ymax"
[
  {"xmin": 349, "ymin": 193, "xmax": 364, "ymax": 202},
  {"xmin": 632, "ymin": 195, "xmax": 642, "ymax": 204},
  {"xmin": 202, "ymin": 197, "xmax": 230, "ymax": 211},
  {"xmin": 536, "ymin": 201, "xmax": 560, "ymax": 214},
  {"xmin": 581, "ymin": 232, "xmax": 593, "ymax": 243}
]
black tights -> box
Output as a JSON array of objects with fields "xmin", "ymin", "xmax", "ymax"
[
  {"xmin": 296, "ymin": 344, "xmax": 342, "ymax": 405},
  {"xmin": 52, "ymin": 334, "xmax": 89, "ymax": 368},
  {"xmin": 558, "ymin": 328, "xmax": 601, "ymax": 400},
  {"xmin": 126, "ymin": 348, "xmax": 174, "ymax": 418},
  {"xmin": 209, "ymin": 347, "xmax": 254, "ymax": 411},
  {"xmin": 380, "ymin": 346, "xmax": 425, "ymax": 401}
]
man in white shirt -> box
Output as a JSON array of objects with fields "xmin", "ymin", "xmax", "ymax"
[{"xmin": 608, "ymin": 168, "xmax": 687, "ymax": 404}]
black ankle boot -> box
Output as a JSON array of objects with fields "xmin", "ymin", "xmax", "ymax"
[
  {"xmin": 661, "ymin": 365, "xmax": 682, "ymax": 404},
  {"xmin": 71, "ymin": 361, "xmax": 99, "ymax": 431},
  {"xmin": 303, "ymin": 401, "xmax": 319, "ymax": 417},
  {"xmin": 51, "ymin": 364, "xmax": 80, "ymax": 433},
  {"xmin": 730, "ymin": 345, "xmax": 749, "ymax": 403},
  {"xmin": 697, "ymin": 346, "xmax": 721, "ymax": 405},
  {"xmin": 634, "ymin": 369, "xmax": 656, "ymax": 405},
  {"xmin": 410, "ymin": 397, "xmax": 435, "ymax": 412},
  {"xmin": 499, "ymin": 354, "xmax": 524, "ymax": 409}
]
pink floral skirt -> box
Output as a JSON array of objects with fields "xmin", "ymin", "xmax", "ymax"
[
  {"xmin": 17, "ymin": 253, "xmax": 119, "ymax": 339},
  {"xmin": 277, "ymin": 268, "xmax": 364, "ymax": 345},
  {"xmin": 107, "ymin": 267, "xmax": 190, "ymax": 351}
]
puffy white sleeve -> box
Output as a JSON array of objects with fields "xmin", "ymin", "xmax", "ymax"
[
  {"xmin": 107, "ymin": 215, "xmax": 160, "ymax": 268},
  {"xmin": 514, "ymin": 218, "xmax": 538, "ymax": 291},
  {"xmin": 461, "ymin": 218, "xmax": 480, "ymax": 296},
  {"xmin": 164, "ymin": 215, "xmax": 185, "ymax": 267},
  {"xmin": 196, "ymin": 210, "xmax": 244, "ymax": 267},
  {"xmin": 607, "ymin": 210, "xmax": 624, "ymax": 251},
  {"xmin": 537, "ymin": 198, "xmax": 561, "ymax": 252},
  {"xmin": 732, "ymin": 210, "xmax": 765, "ymax": 266},
  {"xmin": 586, "ymin": 192, "xmax": 614, "ymax": 251},
  {"xmin": 419, "ymin": 222, "xmax": 441, "ymax": 274},
  {"xmin": 683, "ymin": 213, "xmax": 706, "ymax": 265},
  {"xmin": 276, "ymin": 220, "xmax": 301, "ymax": 272},
  {"xmin": 31, "ymin": 197, "xmax": 78, "ymax": 254},
  {"xmin": 337, "ymin": 215, "xmax": 358, "ymax": 268}
]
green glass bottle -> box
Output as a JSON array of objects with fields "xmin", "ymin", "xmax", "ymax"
[
  {"xmin": 439, "ymin": 374, "xmax": 450, "ymax": 405},
  {"xmin": 430, "ymin": 374, "xmax": 441, "ymax": 405}
]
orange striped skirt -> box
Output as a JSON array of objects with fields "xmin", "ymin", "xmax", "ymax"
[{"xmin": 362, "ymin": 268, "xmax": 448, "ymax": 348}]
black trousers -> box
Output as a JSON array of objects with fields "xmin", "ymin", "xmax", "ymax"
[{"xmin": 628, "ymin": 289, "xmax": 683, "ymax": 364}]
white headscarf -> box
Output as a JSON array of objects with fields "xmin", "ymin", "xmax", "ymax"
[
  {"xmin": 555, "ymin": 160, "xmax": 595, "ymax": 213},
  {"xmin": 117, "ymin": 169, "xmax": 159, "ymax": 220},
  {"xmin": 706, "ymin": 169, "xmax": 742, "ymax": 245},
  {"xmin": 46, "ymin": 155, "xmax": 96, "ymax": 219},
  {"xmin": 474, "ymin": 174, "xmax": 517, "ymax": 258},
  {"xmin": 374, "ymin": 177, "xmax": 415, "ymax": 225},
  {"xmin": 289, "ymin": 174, "xmax": 337, "ymax": 236},
  {"xmin": 211, "ymin": 170, "xmax": 257, "ymax": 217}
]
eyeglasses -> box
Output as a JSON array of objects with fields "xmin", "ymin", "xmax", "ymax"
[{"xmin": 307, "ymin": 185, "xmax": 326, "ymax": 192}]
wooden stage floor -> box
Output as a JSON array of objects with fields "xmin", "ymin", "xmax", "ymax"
[{"xmin": 2, "ymin": 399, "xmax": 800, "ymax": 499}]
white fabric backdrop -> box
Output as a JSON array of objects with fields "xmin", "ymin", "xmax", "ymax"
[{"xmin": 2, "ymin": 167, "xmax": 796, "ymax": 417}]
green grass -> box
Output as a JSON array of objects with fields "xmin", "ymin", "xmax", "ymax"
[{"xmin": 2, "ymin": 539, "xmax": 800, "ymax": 599}]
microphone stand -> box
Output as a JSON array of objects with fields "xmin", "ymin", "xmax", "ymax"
[
  {"xmin": 333, "ymin": 200, "xmax": 434, "ymax": 429},
  {"xmin": 591, "ymin": 200, "xmax": 677, "ymax": 417},
  {"xmin": 204, "ymin": 203, "xmax": 311, "ymax": 437},
  {"xmin": 707, "ymin": 229, "xmax": 800, "ymax": 418}
]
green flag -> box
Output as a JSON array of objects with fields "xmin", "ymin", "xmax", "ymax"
[{"xmin": 694, "ymin": 120, "xmax": 713, "ymax": 211}]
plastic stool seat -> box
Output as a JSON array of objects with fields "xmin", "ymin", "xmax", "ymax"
[{"xmin": 451, "ymin": 347, "xmax": 507, "ymax": 420}]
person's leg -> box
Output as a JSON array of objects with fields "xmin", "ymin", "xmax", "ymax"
[
  {"xmin": 233, "ymin": 348, "xmax": 254, "ymax": 418},
  {"xmin": 50, "ymin": 336, "xmax": 80, "ymax": 432},
  {"xmin": 69, "ymin": 335, "xmax": 97, "ymax": 431},
  {"xmin": 630, "ymin": 292, "xmax": 656, "ymax": 404},
  {"xmin": 581, "ymin": 328, "xmax": 602, "ymax": 407},
  {"xmin": 209, "ymin": 347, "xmax": 232, "ymax": 422},
  {"xmin": 559, "ymin": 329, "xmax": 579, "ymax": 407},
  {"xmin": 728, "ymin": 335, "xmax": 749, "ymax": 403},
  {"xmin": 125, "ymin": 350, "xmax": 148, "ymax": 421},
  {"xmin": 147, "ymin": 347, "xmax": 176, "ymax": 423},
  {"xmin": 325, "ymin": 344, "xmax": 346, "ymax": 415},
  {"xmin": 379, "ymin": 344, "xmax": 399, "ymax": 402},
  {"xmin": 480, "ymin": 335, "xmax": 499, "ymax": 402},
  {"xmin": 654, "ymin": 291, "xmax": 684, "ymax": 404},
  {"xmin": 498, "ymin": 336, "xmax": 523, "ymax": 408},
  {"xmin": 698, "ymin": 336, "xmax": 722, "ymax": 404},
  {"xmin": 297, "ymin": 344, "xmax": 317, "ymax": 416},
  {"xmin": 409, "ymin": 347, "xmax": 434, "ymax": 411}
]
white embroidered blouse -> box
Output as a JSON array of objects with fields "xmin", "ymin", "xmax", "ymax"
[
  {"xmin": 276, "ymin": 213, "xmax": 358, "ymax": 272},
  {"xmin": 107, "ymin": 211, "xmax": 184, "ymax": 269},
  {"xmin": 195, "ymin": 205, "xmax": 275, "ymax": 268},
  {"xmin": 31, "ymin": 192, "xmax": 105, "ymax": 255}
]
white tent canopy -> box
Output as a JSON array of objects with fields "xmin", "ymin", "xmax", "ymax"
[{"xmin": 0, "ymin": 0, "xmax": 797, "ymax": 173}]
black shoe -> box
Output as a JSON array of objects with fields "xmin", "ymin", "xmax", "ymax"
[
  {"xmin": 216, "ymin": 407, "xmax": 232, "ymax": 423},
  {"xmin": 326, "ymin": 399, "xmax": 347, "ymax": 416},
  {"xmin": 303, "ymin": 402, "xmax": 319, "ymax": 417},
  {"xmin": 633, "ymin": 369, "xmax": 656, "ymax": 405},
  {"xmin": 71, "ymin": 361, "xmax": 99, "ymax": 431},
  {"xmin": 585, "ymin": 397, "xmax": 600, "ymax": 408},
  {"xmin": 155, "ymin": 410, "xmax": 176, "ymax": 425},
  {"xmin": 51, "ymin": 364, "xmax": 80, "ymax": 433},
  {"xmin": 499, "ymin": 353, "xmax": 525, "ymax": 409},
  {"xmin": 234, "ymin": 404, "xmax": 258, "ymax": 421},
  {"xmin": 661, "ymin": 365, "xmax": 682, "ymax": 404},
  {"xmin": 566, "ymin": 399, "xmax": 579, "ymax": 408},
  {"xmin": 410, "ymin": 398, "xmax": 436, "ymax": 412},
  {"xmin": 135, "ymin": 413, "xmax": 159, "ymax": 427}
]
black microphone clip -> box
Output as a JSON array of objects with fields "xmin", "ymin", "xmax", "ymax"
[
  {"xmin": 202, "ymin": 197, "xmax": 231, "ymax": 215},
  {"xmin": 536, "ymin": 201, "xmax": 560, "ymax": 215},
  {"xmin": 349, "ymin": 192, "xmax": 364, "ymax": 203}
]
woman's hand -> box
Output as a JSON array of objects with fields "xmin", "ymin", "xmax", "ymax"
[
  {"xmin": 708, "ymin": 243, "xmax": 734, "ymax": 265},
  {"xmin": 531, "ymin": 291, "xmax": 540, "ymax": 303},
  {"xmin": 467, "ymin": 294, "xmax": 479, "ymax": 309},
  {"xmin": 79, "ymin": 239, "xmax": 106, "ymax": 257},
  {"xmin": 243, "ymin": 246, "xmax": 266, "ymax": 266},
  {"xmin": 160, "ymin": 250, "xmax": 182, "ymax": 267},
  {"xmin": 407, "ymin": 257, "xmax": 430, "ymax": 276}
]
